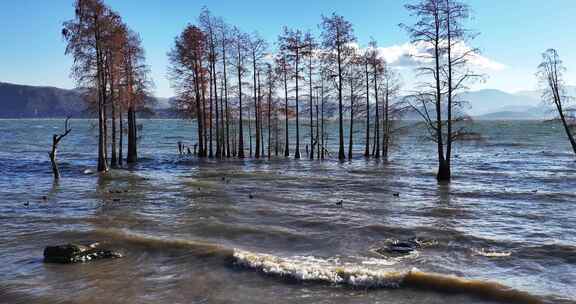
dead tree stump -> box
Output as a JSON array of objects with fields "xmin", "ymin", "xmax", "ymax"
[{"xmin": 49, "ymin": 118, "xmax": 72, "ymax": 180}]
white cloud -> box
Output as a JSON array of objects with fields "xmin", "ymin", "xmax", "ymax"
[{"xmin": 376, "ymin": 42, "xmax": 506, "ymax": 71}]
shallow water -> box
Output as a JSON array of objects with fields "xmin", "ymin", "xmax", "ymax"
[{"xmin": 1, "ymin": 119, "xmax": 575, "ymax": 304}]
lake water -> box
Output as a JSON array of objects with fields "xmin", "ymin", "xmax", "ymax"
[{"xmin": 1, "ymin": 119, "xmax": 575, "ymax": 304}]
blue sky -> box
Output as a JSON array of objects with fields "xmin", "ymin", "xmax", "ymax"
[{"xmin": 0, "ymin": 0, "xmax": 574, "ymax": 97}]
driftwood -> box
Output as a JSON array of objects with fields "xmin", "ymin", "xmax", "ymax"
[{"xmin": 49, "ymin": 118, "xmax": 72, "ymax": 179}]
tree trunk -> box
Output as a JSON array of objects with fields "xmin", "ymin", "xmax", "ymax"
[
  {"xmin": 119, "ymin": 110, "xmax": 123, "ymax": 166},
  {"xmin": 557, "ymin": 103, "xmax": 576, "ymax": 154},
  {"xmin": 127, "ymin": 106, "xmax": 138, "ymax": 163},
  {"xmin": 316, "ymin": 93, "xmax": 320, "ymax": 160},
  {"xmin": 320, "ymin": 78, "xmax": 325, "ymax": 160},
  {"xmin": 50, "ymin": 134, "xmax": 61, "ymax": 180},
  {"xmin": 223, "ymin": 41, "xmax": 231, "ymax": 158},
  {"xmin": 309, "ymin": 56, "xmax": 314, "ymax": 160},
  {"xmin": 295, "ymin": 49, "xmax": 301, "ymax": 159},
  {"xmin": 237, "ymin": 46, "xmax": 245, "ymax": 159},
  {"xmin": 337, "ymin": 43, "xmax": 345, "ymax": 160},
  {"xmin": 364, "ymin": 61, "xmax": 370, "ymax": 158},
  {"xmin": 254, "ymin": 56, "xmax": 260, "ymax": 159},
  {"xmin": 111, "ymin": 96, "xmax": 118, "ymax": 168},
  {"xmin": 208, "ymin": 71, "xmax": 213, "ymax": 158},
  {"xmin": 268, "ymin": 75, "xmax": 272, "ymax": 159},
  {"xmin": 283, "ymin": 61, "xmax": 290, "ymax": 157},
  {"xmin": 383, "ymin": 89, "xmax": 390, "ymax": 161},
  {"xmin": 348, "ymin": 79, "xmax": 354, "ymax": 160},
  {"xmin": 434, "ymin": 14, "xmax": 448, "ymax": 182},
  {"xmin": 373, "ymin": 68, "xmax": 380, "ymax": 158}
]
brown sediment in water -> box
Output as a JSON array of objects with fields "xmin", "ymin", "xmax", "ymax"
[
  {"xmin": 93, "ymin": 228, "xmax": 233, "ymax": 258},
  {"xmin": 403, "ymin": 271, "xmax": 544, "ymax": 304},
  {"xmin": 91, "ymin": 229, "xmax": 549, "ymax": 304}
]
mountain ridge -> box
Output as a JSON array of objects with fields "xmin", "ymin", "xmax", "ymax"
[{"xmin": 0, "ymin": 81, "xmax": 569, "ymax": 119}]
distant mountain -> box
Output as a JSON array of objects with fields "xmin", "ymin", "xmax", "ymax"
[
  {"xmin": 0, "ymin": 82, "xmax": 171, "ymax": 118},
  {"xmin": 0, "ymin": 81, "xmax": 572, "ymax": 120},
  {"xmin": 474, "ymin": 106, "xmax": 552, "ymax": 120},
  {"xmin": 515, "ymin": 86, "xmax": 576, "ymax": 100},
  {"xmin": 462, "ymin": 89, "xmax": 540, "ymax": 116},
  {"xmin": 0, "ymin": 82, "xmax": 88, "ymax": 118}
]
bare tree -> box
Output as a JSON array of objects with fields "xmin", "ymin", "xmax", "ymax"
[
  {"xmin": 232, "ymin": 27, "xmax": 249, "ymax": 158},
  {"xmin": 320, "ymin": 13, "xmax": 356, "ymax": 161},
  {"xmin": 279, "ymin": 27, "xmax": 307, "ymax": 159},
  {"xmin": 123, "ymin": 30, "xmax": 150, "ymax": 164},
  {"xmin": 346, "ymin": 50, "xmax": 363, "ymax": 160},
  {"xmin": 402, "ymin": 0, "xmax": 480, "ymax": 181},
  {"xmin": 537, "ymin": 49, "xmax": 576, "ymax": 155},
  {"xmin": 303, "ymin": 31, "xmax": 317, "ymax": 159},
  {"xmin": 168, "ymin": 24, "xmax": 207, "ymax": 157},
  {"xmin": 362, "ymin": 41, "xmax": 374, "ymax": 158},
  {"xmin": 380, "ymin": 61, "xmax": 403, "ymax": 160},
  {"xmin": 217, "ymin": 19, "xmax": 233, "ymax": 158},
  {"xmin": 200, "ymin": 8, "xmax": 220, "ymax": 158},
  {"xmin": 248, "ymin": 32, "xmax": 268, "ymax": 158}
]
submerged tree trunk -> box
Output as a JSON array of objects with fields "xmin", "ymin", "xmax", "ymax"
[
  {"xmin": 373, "ymin": 69, "xmax": 380, "ymax": 158},
  {"xmin": 283, "ymin": 60, "xmax": 290, "ymax": 157},
  {"xmin": 267, "ymin": 73, "xmax": 272, "ymax": 159},
  {"xmin": 316, "ymin": 93, "xmax": 320, "ymax": 160},
  {"xmin": 320, "ymin": 78, "xmax": 325, "ymax": 160},
  {"xmin": 294, "ymin": 49, "xmax": 301, "ymax": 159},
  {"xmin": 119, "ymin": 110, "xmax": 123, "ymax": 166},
  {"xmin": 382, "ymin": 89, "xmax": 390, "ymax": 161},
  {"xmin": 237, "ymin": 46, "xmax": 245, "ymax": 159},
  {"xmin": 223, "ymin": 41, "xmax": 231, "ymax": 158},
  {"xmin": 127, "ymin": 106, "xmax": 138, "ymax": 163},
  {"xmin": 254, "ymin": 59, "xmax": 260, "ymax": 159},
  {"xmin": 309, "ymin": 56, "xmax": 314, "ymax": 160},
  {"xmin": 111, "ymin": 96, "xmax": 118, "ymax": 167},
  {"xmin": 348, "ymin": 79, "xmax": 354, "ymax": 160},
  {"xmin": 364, "ymin": 61, "xmax": 370, "ymax": 158},
  {"xmin": 337, "ymin": 44, "xmax": 345, "ymax": 161},
  {"xmin": 557, "ymin": 103, "xmax": 576, "ymax": 154},
  {"xmin": 49, "ymin": 118, "xmax": 72, "ymax": 180}
]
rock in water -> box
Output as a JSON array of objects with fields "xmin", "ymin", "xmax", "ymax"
[
  {"xmin": 43, "ymin": 243, "xmax": 122, "ymax": 264},
  {"xmin": 374, "ymin": 238, "xmax": 437, "ymax": 256}
]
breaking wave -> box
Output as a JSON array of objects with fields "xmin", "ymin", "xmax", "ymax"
[
  {"xmin": 95, "ymin": 228, "xmax": 547, "ymax": 304},
  {"xmin": 232, "ymin": 249, "xmax": 545, "ymax": 304}
]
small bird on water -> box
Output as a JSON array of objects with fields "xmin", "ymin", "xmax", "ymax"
[
  {"xmin": 335, "ymin": 200, "xmax": 343, "ymax": 208},
  {"xmin": 24, "ymin": 201, "xmax": 30, "ymax": 207},
  {"xmin": 249, "ymin": 193, "xmax": 254, "ymax": 199}
]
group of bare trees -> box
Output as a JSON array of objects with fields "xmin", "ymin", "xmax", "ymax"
[
  {"xmin": 168, "ymin": 9, "xmax": 404, "ymax": 162},
  {"xmin": 61, "ymin": 0, "xmax": 493, "ymax": 183},
  {"xmin": 63, "ymin": 0, "xmax": 150, "ymax": 172}
]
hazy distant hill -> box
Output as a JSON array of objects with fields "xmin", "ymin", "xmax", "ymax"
[
  {"xmin": 0, "ymin": 82, "xmax": 173, "ymax": 118},
  {"xmin": 0, "ymin": 81, "xmax": 571, "ymax": 119},
  {"xmin": 461, "ymin": 89, "xmax": 540, "ymax": 116},
  {"xmin": 0, "ymin": 82, "xmax": 87, "ymax": 118}
]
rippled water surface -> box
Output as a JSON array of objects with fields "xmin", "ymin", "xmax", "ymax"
[{"xmin": 1, "ymin": 119, "xmax": 575, "ymax": 304}]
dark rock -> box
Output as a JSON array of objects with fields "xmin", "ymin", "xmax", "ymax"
[
  {"xmin": 374, "ymin": 238, "xmax": 436, "ymax": 256},
  {"xmin": 43, "ymin": 243, "xmax": 122, "ymax": 264},
  {"xmin": 393, "ymin": 192, "xmax": 400, "ymax": 197},
  {"xmin": 249, "ymin": 193, "xmax": 254, "ymax": 199}
]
